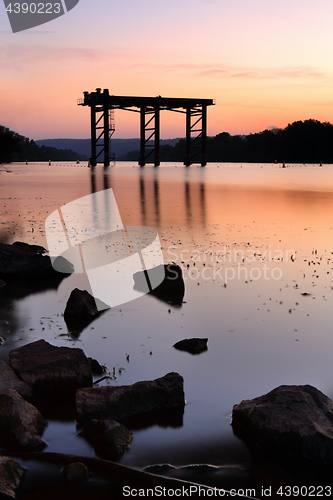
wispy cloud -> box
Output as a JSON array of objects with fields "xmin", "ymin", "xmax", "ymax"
[
  {"xmin": 196, "ymin": 65, "xmax": 326, "ymax": 80},
  {"xmin": 125, "ymin": 60, "xmax": 327, "ymax": 80},
  {"xmin": 0, "ymin": 43, "xmax": 327, "ymax": 83},
  {"xmin": 0, "ymin": 43, "xmax": 137, "ymax": 76}
]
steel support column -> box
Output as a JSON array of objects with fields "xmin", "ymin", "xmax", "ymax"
[
  {"xmin": 139, "ymin": 106, "xmax": 160, "ymax": 166},
  {"xmin": 90, "ymin": 105, "xmax": 97, "ymax": 167},
  {"xmin": 184, "ymin": 105, "xmax": 207, "ymax": 167},
  {"xmin": 202, "ymin": 105, "xmax": 207, "ymax": 167},
  {"xmin": 185, "ymin": 107, "xmax": 191, "ymax": 167},
  {"xmin": 103, "ymin": 101, "xmax": 110, "ymax": 167},
  {"xmin": 139, "ymin": 106, "xmax": 146, "ymax": 167},
  {"xmin": 154, "ymin": 105, "xmax": 160, "ymax": 167}
]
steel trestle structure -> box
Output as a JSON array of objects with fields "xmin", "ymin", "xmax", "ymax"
[{"xmin": 78, "ymin": 89, "xmax": 214, "ymax": 167}]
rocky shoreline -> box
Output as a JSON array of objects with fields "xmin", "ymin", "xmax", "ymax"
[{"xmin": 1, "ymin": 241, "xmax": 333, "ymax": 498}]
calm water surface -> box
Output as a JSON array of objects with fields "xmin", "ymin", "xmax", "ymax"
[{"xmin": 1, "ymin": 161, "xmax": 333, "ymax": 493}]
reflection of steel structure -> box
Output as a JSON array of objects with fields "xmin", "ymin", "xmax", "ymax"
[{"xmin": 78, "ymin": 89, "xmax": 215, "ymax": 167}]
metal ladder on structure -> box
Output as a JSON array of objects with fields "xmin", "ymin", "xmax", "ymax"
[{"xmin": 109, "ymin": 108, "xmax": 116, "ymax": 165}]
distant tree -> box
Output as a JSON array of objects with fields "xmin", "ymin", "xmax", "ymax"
[
  {"xmin": 0, "ymin": 125, "xmax": 86, "ymax": 163},
  {"xmin": 281, "ymin": 119, "xmax": 333, "ymax": 163},
  {"xmin": 208, "ymin": 132, "xmax": 245, "ymax": 162},
  {"xmin": 0, "ymin": 126, "xmax": 22, "ymax": 163},
  {"xmin": 4, "ymin": 120, "xmax": 333, "ymax": 165}
]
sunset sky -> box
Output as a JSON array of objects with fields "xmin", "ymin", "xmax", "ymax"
[{"xmin": 1, "ymin": 0, "xmax": 333, "ymax": 140}]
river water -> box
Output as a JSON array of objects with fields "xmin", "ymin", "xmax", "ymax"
[{"xmin": 1, "ymin": 161, "xmax": 333, "ymax": 495}]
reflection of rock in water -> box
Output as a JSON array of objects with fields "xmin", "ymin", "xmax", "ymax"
[
  {"xmin": 79, "ymin": 419, "xmax": 133, "ymax": 459},
  {"xmin": 0, "ymin": 240, "xmax": 74, "ymax": 336},
  {"xmin": 133, "ymin": 264, "xmax": 185, "ymax": 306}
]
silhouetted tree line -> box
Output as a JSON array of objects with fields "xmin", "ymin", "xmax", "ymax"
[
  {"xmin": 0, "ymin": 126, "xmax": 86, "ymax": 163},
  {"xmin": 2, "ymin": 120, "xmax": 333, "ymax": 164},
  {"xmin": 119, "ymin": 119, "xmax": 333, "ymax": 163}
]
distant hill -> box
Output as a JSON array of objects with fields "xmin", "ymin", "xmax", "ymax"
[
  {"xmin": 0, "ymin": 126, "xmax": 87, "ymax": 163},
  {"xmin": 35, "ymin": 138, "xmax": 181, "ymax": 159}
]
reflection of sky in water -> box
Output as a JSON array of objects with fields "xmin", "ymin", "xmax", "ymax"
[{"xmin": 0, "ymin": 162, "xmax": 333, "ymax": 480}]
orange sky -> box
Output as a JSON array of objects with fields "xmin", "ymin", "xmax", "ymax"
[{"xmin": 1, "ymin": 0, "xmax": 333, "ymax": 140}]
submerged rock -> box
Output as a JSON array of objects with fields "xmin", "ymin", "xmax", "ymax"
[
  {"xmin": 232, "ymin": 384, "xmax": 333, "ymax": 465},
  {"xmin": 0, "ymin": 359, "xmax": 32, "ymax": 401},
  {"xmin": 133, "ymin": 264, "xmax": 185, "ymax": 306},
  {"xmin": 173, "ymin": 338, "xmax": 208, "ymax": 354},
  {"xmin": 0, "ymin": 456, "xmax": 25, "ymax": 499},
  {"xmin": 64, "ymin": 288, "xmax": 107, "ymax": 332},
  {"xmin": 79, "ymin": 419, "xmax": 133, "ymax": 458},
  {"xmin": 62, "ymin": 462, "xmax": 89, "ymax": 484},
  {"xmin": 8, "ymin": 339, "xmax": 92, "ymax": 400},
  {"xmin": 0, "ymin": 389, "xmax": 47, "ymax": 451},
  {"xmin": 76, "ymin": 372, "xmax": 185, "ymax": 427},
  {"xmin": 144, "ymin": 464, "xmax": 176, "ymax": 475},
  {"xmin": 0, "ymin": 241, "xmax": 73, "ymax": 281},
  {"xmin": 0, "ymin": 278, "xmax": 6, "ymax": 287},
  {"xmin": 144, "ymin": 463, "xmax": 246, "ymax": 486}
]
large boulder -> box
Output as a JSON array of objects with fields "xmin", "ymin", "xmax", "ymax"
[
  {"xmin": 0, "ymin": 456, "xmax": 25, "ymax": 498},
  {"xmin": 0, "ymin": 241, "xmax": 73, "ymax": 281},
  {"xmin": 79, "ymin": 419, "xmax": 133, "ymax": 458},
  {"xmin": 232, "ymin": 385, "xmax": 333, "ymax": 465},
  {"xmin": 76, "ymin": 372, "xmax": 185, "ymax": 427},
  {"xmin": 64, "ymin": 288, "xmax": 107, "ymax": 332},
  {"xmin": 8, "ymin": 339, "xmax": 92, "ymax": 400},
  {"xmin": 133, "ymin": 264, "xmax": 185, "ymax": 306},
  {"xmin": 0, "ymin": 389, "xmax": 47, "ymax": 451},
  {"xmin": 0, "ymin": 359, "xmax": 32, "ymax": 401}
]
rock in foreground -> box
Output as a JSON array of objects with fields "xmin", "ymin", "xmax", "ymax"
[
  {"xmin": 0, "ymin": 389, "xmax": 47, "ymax": 451},
  {"xmin": 80, "ymin": 419, "xmax": 133, "ymax": 458},
  {"xmin": 232, "ymin": 385, "xmax": 333, "ymax": 465},
  {"xmin": 76, "ymin": 372, "xmax": 185, "ymax": 427},
  {"xmin": 133, "ymin": 264, "xmax": 185, "ymax": 306},
  {"xmin": 0, "ymin": 456, "xmax": 25, "ymax": 498},
  {"xmin": 9, "ymin": 339, "xmax": 92, "ymax": 400},
  {"xmin": 173, "ymin": 338, "xmax": 208, "ymax": 354},
  {"xmin": 0, "ymin": 360, "xmax": 32, "ymax": 401}
]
